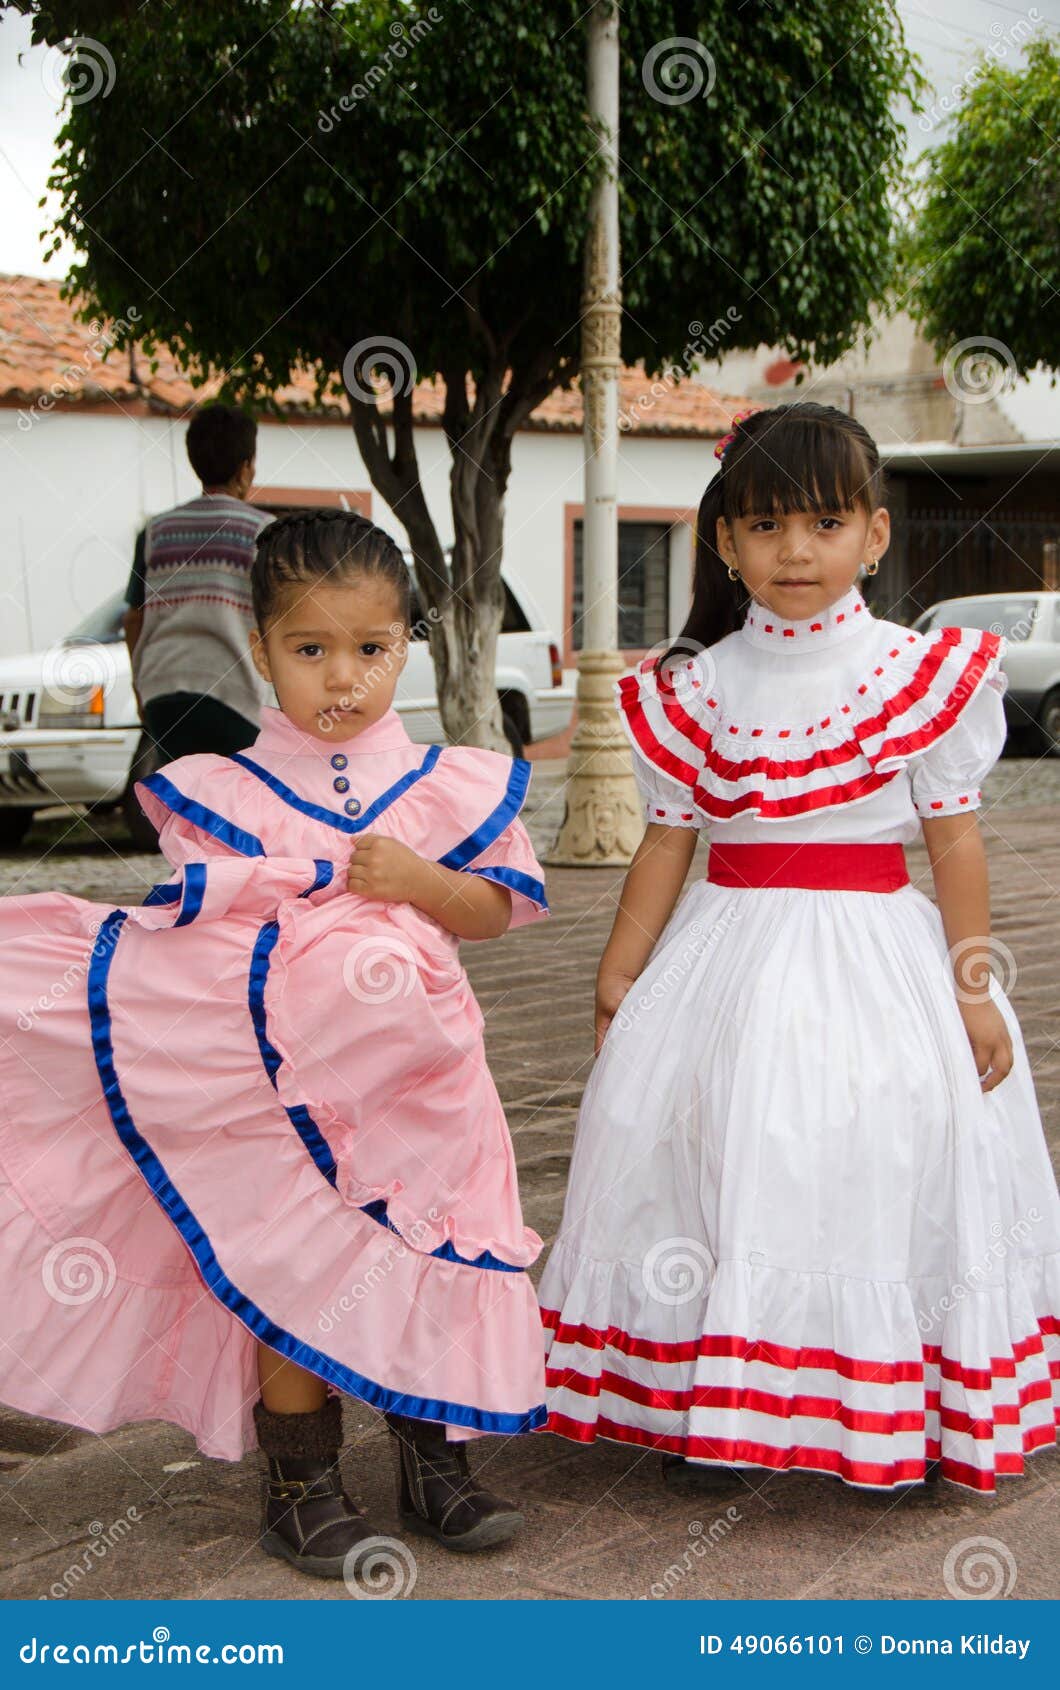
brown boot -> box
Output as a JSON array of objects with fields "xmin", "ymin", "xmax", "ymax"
[
  {"xmin": 253, "ymin": 1394, "xmax": 378, "ymax": 1579},
  {"xmin": 384, "ymin": 1413, "xmax": 524, "ymax": 1552}
]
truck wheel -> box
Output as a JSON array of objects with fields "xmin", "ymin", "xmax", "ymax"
[
  {"xmin": 121, "ymin": 731, "xmax": 162, "ymax": 851},
  {"xmin": 0, "ymin": 808, "xmax": 35, "ymax": 847},
  {"xmin": 1038, "ymin": 688, "xmax": 1060, "ymax": 757}
]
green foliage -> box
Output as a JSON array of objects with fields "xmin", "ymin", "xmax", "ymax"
[
  {"xmin": 905, "ymin": 36, "xmax": 1060, "ymax": 377},
  {"xmin": 36, "ymin": 0, "xmax": 922, "ymax": 396}
]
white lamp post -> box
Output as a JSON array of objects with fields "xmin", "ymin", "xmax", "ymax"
[{"xmin": 547, "ymin": 0, "xmax": 640, "ymax": 867}]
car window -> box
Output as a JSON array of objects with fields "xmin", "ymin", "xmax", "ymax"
[
  {"xmin": 922, "ymin": 598, "xmax": 1037, "ymax": 641},
  {"xmin": 64, "ymin": 590, "xmax": 127, "ymax": 644}
]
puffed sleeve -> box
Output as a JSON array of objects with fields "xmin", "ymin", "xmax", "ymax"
[
  {"xmin": 629, "ymin": 750, "xmax": 704, "ymax": 828},
  {"xmin": 907, "ymin": 645, "xmax": 1009, "ymax": 818},
  {"xmin": 430, "ymin": 745, "xmax": 550, "ymax": 934},
  {"xmin": 134, "ymin": 753, "xmax": 269, "ymax": 867},
  {"xmin": 614, "ymin": 656, "xmax": 706, "ymax": 829},
  {"xmin": 458, "ymin": 813, "xmax": 549, "ymax": 932}
]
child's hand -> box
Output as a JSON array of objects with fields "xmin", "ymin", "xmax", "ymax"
[
  {"xmin": 595, "ymin": 965, "xmax": 638, "ymax": 1056},
  {"xmin": 959, "ymin": 998, "xmax": 1013, "ymax": 1092},
  {"xmin": 346, "ymin": 834, "xmax": 427, "ymax": 905}
]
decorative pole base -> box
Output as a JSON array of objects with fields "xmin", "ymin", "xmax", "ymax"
[{"xmin": 545, "ymin": 648, "xmax": 642, "ymax": 867}]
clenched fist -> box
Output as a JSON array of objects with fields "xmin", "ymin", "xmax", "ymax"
[{"xmin": 346, "ymin": 833, "xmax": 428, "ymax": 904}]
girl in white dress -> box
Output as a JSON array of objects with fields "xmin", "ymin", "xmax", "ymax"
[{"xmin": 539, "ymin": 401, "xmax": 1060, "ymax": 1493}]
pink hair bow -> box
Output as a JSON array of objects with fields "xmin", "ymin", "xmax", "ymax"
[{"xmin": 714, "ymin": 407, "xmax": 763, "ymax": 461}]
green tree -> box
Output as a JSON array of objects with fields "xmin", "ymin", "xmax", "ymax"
[
  {"xmin": 906, "ymin": 35, "xmax": 1060, "ymax": 382},
  {"xmin": 26, "ymin": 0, "xmax": 921, "ymax": 746}
]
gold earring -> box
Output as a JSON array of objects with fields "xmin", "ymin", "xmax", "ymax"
[
  {"xmin": 864, "ymin": 556, "xmax": 879, "ymax": 576},
  {"xmin": 727, "ymin": 564, "xmax": 741, "ymax": 582}
]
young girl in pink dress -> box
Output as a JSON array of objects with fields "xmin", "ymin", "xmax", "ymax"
[
  {"xmin": 0, "ymin": 510, "xmax": 549, "ymax": 1576},
  {"xmin": 539, "ymin": 401, "xmax": 1060, "ymax": 1495}
]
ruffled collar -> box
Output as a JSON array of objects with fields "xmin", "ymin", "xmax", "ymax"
[
  {"xmin": 740, "ymin": 584, "xmax": 870, "ymax": 651},
  {"xmin": 253, "ymin": 704, "xmax": 415, "ymax": 757}
]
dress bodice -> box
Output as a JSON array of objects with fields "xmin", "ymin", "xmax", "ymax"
[
  {"xmin": 616, "ymin": 584, "xmax": 1009, "ymax": 845},
  {"xmin": 135, "ymin": 704, "xmax": 549, "ymax": 926}
]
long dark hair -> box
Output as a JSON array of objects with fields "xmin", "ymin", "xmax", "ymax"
[{"xmin": 657, "ymin": 402, "xmax": 886, "ymax": 672}]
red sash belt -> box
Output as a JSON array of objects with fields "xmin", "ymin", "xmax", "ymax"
[{"xmin": 706, "ymin": 842, "xmax": 910, "ymax": 893}]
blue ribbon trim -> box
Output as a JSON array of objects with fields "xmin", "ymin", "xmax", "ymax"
[
  {"xmin": 174, "ymin": 862, "xmax": 207, "ymax": 926},
  {"xmin": 243, "ymin": 861, "xmax": 526, "ymax": 1274},
  {"xmin": 246, "ymin": 859, "xmax": 339, "ymax": 1185},
  {"xmin": 438, "ymin": 758, "xmax": 531, "ymax": 871},
  {"xmin": 143, "ymin": 882, "xmax": 180, "ymax": 907},
  {"xmin": 139, "ymin": 771, "xmax": 266, "ymax": 858},
  {"xmin": 304, "ymin": 859, "xmax": 335, "ymax": 898},
  {"xmin": 230, "ymin": 745, "xmax": 442, "ymax": 834},
  {"xmin": 358, "ymin": 1198, "xmax": 526, "ymax": 1274},
  {"xmin": 86, "ymin": 906, "xmax": 545, "ymax": 1436},
  {"xmin": 462, "ymin": 863, "xmax": 549, "ymax": 912}
]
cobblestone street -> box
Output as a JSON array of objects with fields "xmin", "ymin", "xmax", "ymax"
[{"xmin": 1, "ymin": 756, "xmax": 1058, "ymax": 1601}]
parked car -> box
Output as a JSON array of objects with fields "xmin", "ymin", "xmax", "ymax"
[
  {"xmin": 0, "ymin": 571, "xmax": 572, "ymax": 849},
  {"xmin": 912, "ymin": 591, "xmax": 1060, "ymax": 755}
]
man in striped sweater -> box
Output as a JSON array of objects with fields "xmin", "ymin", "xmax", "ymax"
[{"xmin": 122, "ymin": 405, "xmax": 275, "ymax": 763}]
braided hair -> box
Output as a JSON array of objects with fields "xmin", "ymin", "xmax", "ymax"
[
  {"xmin": 251, "ymin": 509, "xmax": 412, "ymax": 631},
  {"xmin": 657, "ymin": 402, "xmax": 886, "ymax": 671}
]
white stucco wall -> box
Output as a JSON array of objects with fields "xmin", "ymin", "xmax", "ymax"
[{"xmin": 0, "ymin": 405, "xmax": 713, "ymax": 659}]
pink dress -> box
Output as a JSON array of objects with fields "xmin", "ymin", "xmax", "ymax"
[{"xmin": 0, "ymin": 705, "xmax": 549, "ymax": 1459}]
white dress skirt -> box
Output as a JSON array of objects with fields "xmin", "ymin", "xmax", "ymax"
[{"xmin": 538, "ymin": 584, "xmax": 1060, "ymax": 1492}]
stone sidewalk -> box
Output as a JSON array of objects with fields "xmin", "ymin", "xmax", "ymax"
[{"xmin": 0, "ymin": 763, "xmax": 1058, "ymax": 1601}]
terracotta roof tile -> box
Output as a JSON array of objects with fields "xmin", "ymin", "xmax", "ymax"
[{"xmin": 0, "ymin": 273, "xmax": 751, "ymax": 438}]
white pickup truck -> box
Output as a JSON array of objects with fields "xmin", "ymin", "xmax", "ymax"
[{"xmin": 0, "ymin": 574, "xmax": 573, "ymax": 849}]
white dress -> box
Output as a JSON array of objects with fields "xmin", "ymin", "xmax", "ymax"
[{"xmin": 539, "ymin": 582, "xmax": 1060, "ymax": 1492}]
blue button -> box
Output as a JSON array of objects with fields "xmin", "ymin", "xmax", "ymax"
[
  {"xmin": 333, "ymin": 777, "xmax": 350, "ymax": 794},
  {"xmin": 330, "ymin": 753, "xmax": 348, "ymax": 770},
  {"xmin": 343, "ymin": 797, "xmax": 362, "ymax": 817}
]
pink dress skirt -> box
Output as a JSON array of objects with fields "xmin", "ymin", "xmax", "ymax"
[{"xmin": 0, "ymin": 705, "xmax": 549, "ymax": 1458}]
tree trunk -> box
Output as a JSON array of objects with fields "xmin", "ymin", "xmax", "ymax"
[{"xmin": 345, "ymin": 342, "xmax": 571, "ymax": 753}]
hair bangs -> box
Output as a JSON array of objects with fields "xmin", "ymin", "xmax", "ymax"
[{"xmin": 723, "ymin": 413, "xmax": 877, "ymax": 521}]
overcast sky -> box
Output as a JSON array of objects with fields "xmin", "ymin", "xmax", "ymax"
[{"xmin": 1, "ymin": 0, "xmax": 1057, "ymax": 277}]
